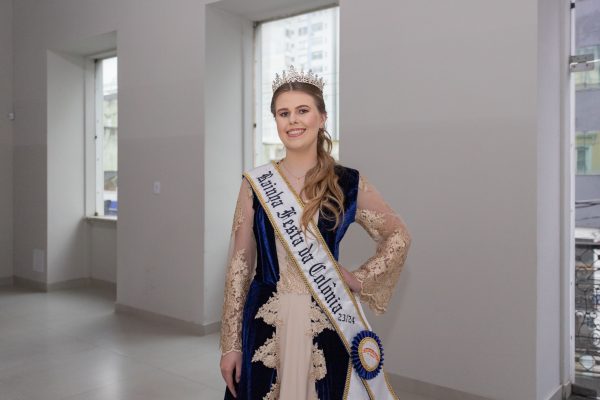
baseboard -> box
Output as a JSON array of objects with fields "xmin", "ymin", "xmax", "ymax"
[
  {"xmin": 115, "ymin": 302, "xmax": 220, "ymax": 336},
  {"xmin": 544, "ymin": 382, "xmax": 567, "ymax": 400},
  {"xmin": 89, "ymin": 278, "xmax": 116, "ymax": 293},
  {"xmin": 0, "ymin": 276, "xmax": 14, "ymax": 287},
  {"xmin": 386, "ymin": 373, "xmax": 492, "ymax": 400},
  {"xmin": 13, "ymin": 275, "xmax": 48, "ymax": 291},
  {"xmin": 13, "ymin": 276, "xmax": 112, "ymax": 292},
  {"xmin": 203, "ymin": 320, "xmax": 222, "ymax": 335},
  {"xmin": 47, "ymin": 278, "xmax": 92, "ymax": 291},
  {"xmin": 561, "ymin": 381, "xmax": 572, "ymax": 399}
]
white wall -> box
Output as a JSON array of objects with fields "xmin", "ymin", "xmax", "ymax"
[
  {"xmin": 13, "ymin": 0, "xmax": 50, "ymax": 283},
  {"xmin": 116, "ymin": 0, "xmax": 207, "ymax": 324},
  {"xmin": 13, "ymin": 0, "xmax": 119, "ymax": 283},
  {"xmin": 203, "ymin": 5, "xmax": 248, "ymax": 325},
  {"xmin": 339, "ymin": 0, "xmax": 564, "ymax": 399},
  {"xmin": 0, "ymin": 0, "xmax": 13, "ymax": 281},
  {"xmin": 46, "ymin": 50, "xmax": 87, "ymax": 284},
  {"xmin": 88, "ymin": 221, "xmax": 117, "ymax": 283},
  {"xmin": 537, "ymin": 0, "xmax": 564, "ymax": 398}
]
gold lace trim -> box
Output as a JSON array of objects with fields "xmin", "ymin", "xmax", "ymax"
[
  {"xmin": 355, "ymin": 208, "xmax": 386, "ymax": 242},
  {"xmin": 310, "ymin": 344, "xmax": 327, "ymax": 381},
  {"xmin": 255, "ymin": 291, "xmax": 282, "ymax": 328},
  {"xmin": 252, "ymin": 333, "xmax": 279, "ymax": 369},
  {"xmin": 231, "ymin": 182, "xmax": 254, "ymax": 234},
  {"xmin": 262, "ymin": 381, "xmax": 280, "ymax": 400},
  {"xmin": 353, "ymin": 228, "xmax": 411, "ymax": 314},
  {"xmin": 358, "ymin": 174, "xmax": 371, "ymax": 192},
  {"xmin": 307, "ymin": 300, "xmax": 334, "ymax": 337},
  {"xmin": 252, "ymin": 291, "xmax": 333, "ymax": 387},
  {"xmin": 231, "ymin": 199, "xmax": 244, "ymax": 235},
  {"xmin": 278, "ymin": 251, "xmax": 310, "ymax": 295},
  {"xmin": 220, "ymin": 248, "xmax": 252, "ymax": 353}
]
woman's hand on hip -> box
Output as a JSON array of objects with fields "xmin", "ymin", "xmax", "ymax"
[{"xmin": 339, "ymin": 265, "xmax": 362, "ymax": 293}]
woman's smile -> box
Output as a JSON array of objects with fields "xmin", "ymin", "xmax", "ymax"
[{"xmin": 287, "ymin": 128, "xmax": 306, "ymax": 138}]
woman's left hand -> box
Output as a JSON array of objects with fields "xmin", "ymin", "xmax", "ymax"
[{"xmin": 339, "ymin": 265, "xmax": 362, "ymax": 293}]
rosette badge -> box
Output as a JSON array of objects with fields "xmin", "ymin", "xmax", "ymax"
[{"xmin": 351, "ymin": 330, "xmax": 384, "ymax": 380}]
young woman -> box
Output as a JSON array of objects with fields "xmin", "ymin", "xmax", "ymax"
[{"xmin": 219, "ymin": 66, "xmax": 412, "ymax": 399}]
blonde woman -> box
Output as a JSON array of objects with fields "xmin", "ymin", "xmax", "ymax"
[{"xmin": 219, "ymin": 66, "xmax": 411, "ymax": 399}]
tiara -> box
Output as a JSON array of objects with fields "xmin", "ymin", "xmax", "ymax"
[{"xmin": 272, "ymin": 65, "xmax": 325, "ymax": 93}]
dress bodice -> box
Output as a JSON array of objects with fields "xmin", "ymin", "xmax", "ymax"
[{"xmin": 250, "ymin": 165, "xmax": 360, "ymax": 286}]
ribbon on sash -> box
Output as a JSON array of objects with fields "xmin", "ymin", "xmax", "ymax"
[{"xmin": 244, "ymin": 161, "xmax": 398, "ymax": 400}]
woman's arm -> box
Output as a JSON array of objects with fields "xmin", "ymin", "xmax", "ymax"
[
  {"xmin": 220, "ymin": 178, "xmax": 256, "ymax": 397},
  {"xmin": 351, "ymin": 174, "xmax": 412, "ymax": 315},
  {"xmin": 220, "ymin": 178, "xmax": 256, "ymax": 354}
]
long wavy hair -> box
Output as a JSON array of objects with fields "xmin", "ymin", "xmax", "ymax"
[{"xmin": 271, "ymin": 82, "xmax": 345, "ymax": 232}]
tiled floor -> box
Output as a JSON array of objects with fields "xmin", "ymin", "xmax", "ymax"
[{"xmin": 0, "ymin": 285, "xmax": 435, "ymax": 400}]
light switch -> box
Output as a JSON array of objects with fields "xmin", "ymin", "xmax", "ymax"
[{"xmin": 153, "ymin": 181, "xmax": 161, "ymax": 194}]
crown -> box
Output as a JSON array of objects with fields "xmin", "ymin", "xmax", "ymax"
[{"xmin": 272, "ymin": 65, "xmax": 325, "ymax": 93}]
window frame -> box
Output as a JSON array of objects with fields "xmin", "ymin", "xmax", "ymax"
[{"xmin": 84, "ymin": 50, "xmax": 118, "ymax": 219}]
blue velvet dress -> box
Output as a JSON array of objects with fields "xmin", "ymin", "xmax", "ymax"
[{"xmin": 224, "ymin": 165, "xmax": 359, "ymax": 400}]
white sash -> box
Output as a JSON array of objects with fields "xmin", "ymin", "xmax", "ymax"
[{"xmin": 245, "ymin": 162, "xmax": 398, "ymax": 400}]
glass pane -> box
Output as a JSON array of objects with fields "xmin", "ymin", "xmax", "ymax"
[
  {"xmin": 574, "ymin": 47, "xmax": 600, "ymax": 175},
  {"xmin": 574, "ymin": 0, "xmax": 600, "ymax": 396},
  {"xmin": 102, "ymin": 57, "xmax": 118, "ymax": 216},
  {"xmin": 574, "ymin": 0, "xmax": 600, "ymax": 175},
  {"xmin": 256, "ymin": 7, "xmax": 339, "ymax": 166}
]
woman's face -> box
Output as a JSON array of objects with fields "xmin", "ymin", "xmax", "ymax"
[{"xmin": 274, "ymin": 90, "xmax": 326, "ymax": 154}]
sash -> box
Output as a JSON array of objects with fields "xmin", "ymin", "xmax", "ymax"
[{"xmin": 245, "ymin": 162, "xmax": 398, "ymax": 400}]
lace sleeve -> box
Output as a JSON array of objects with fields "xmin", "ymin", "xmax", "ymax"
[
  {"xmin": 351, "ymin": 174, "xmax": 412, "ymax": 315},
  {"xmin": 220, "ymin": 178, "xmax": 256, "ymax": 355}
]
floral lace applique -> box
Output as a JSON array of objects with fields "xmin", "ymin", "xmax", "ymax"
[
  {"xmin": 278, "ymin": 251, "xmax": 310, "ymax": 295},
  {"xmin": 262, "ymin": 381, "xmax": 280, "ymax": 400},
  {"xmin": 253, "ymin": 290, "xmax": 332, "ymax": 387},
  {"xmin": 355, "ymin": 209, "xmax": 386, "ymax": 242},
  {"xmin": 307, "ymin": 300, "xmax": 334, "ymax": 337},
  {"xmin": 358, "ymin": 174, "xmax": 371, "ymax": 192},
  {"xmin": 231, "ymin": 201, "xmax": 245, "ymax": 235},
  {"xmin": 252, "ymin": 333, "xmax": 279, "ymax": 369},
  {"xmin": 353, "ymin": 228, "xmax": 411, "ymax": 314},
  {"xmin": 220, "ymin": 248, "xmax": 252, "ymax": 354},
  {"xmin": 255, "ymin": 291, "xmax": 282, "ymax": 328},
  {"xmin": 246, "ymin": 183, "xmax": 254, "ymax": 199},
  {"xmin": 231, "ymin": 181, "xmax": 254, "ymax": 235},
  {"xmin": 310, "ymin": 344, "xmax": 327, "ymax": 381}
]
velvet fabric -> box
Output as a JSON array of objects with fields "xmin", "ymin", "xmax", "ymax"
[{"xmin": 225, "ymin": 165, "xmax": 360, "ymax": 400}]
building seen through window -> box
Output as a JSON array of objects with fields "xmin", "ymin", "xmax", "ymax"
[
  {"xmin": 255, "ymin": 7, "xmax": 339, "ymax": 166},
  {"xmin": 99, "ymin": 56, "xmax": 118, "ymax": 216}
]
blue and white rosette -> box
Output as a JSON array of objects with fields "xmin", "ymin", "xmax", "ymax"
[{"xmin": 351, "ymin": 330, "xmax": 384, "ymax": 380}]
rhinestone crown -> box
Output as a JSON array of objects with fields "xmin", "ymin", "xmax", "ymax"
[{"xmin": 272, "ymin": 65, "xmax": 325, "ymax": 93}]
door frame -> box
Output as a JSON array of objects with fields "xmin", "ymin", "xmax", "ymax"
[{"xmin": 560, "ymin": 0, "xmax": 576, "ymax": 396}]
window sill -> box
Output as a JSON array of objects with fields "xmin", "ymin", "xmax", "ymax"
[{"xmin": 85, "ymin": 215, "xmax": 117, "ymax": 225}]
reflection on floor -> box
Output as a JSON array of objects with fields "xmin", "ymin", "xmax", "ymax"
[{"xmin": 0, "ymin": 285, "xmax": 436, "ymax": 400}]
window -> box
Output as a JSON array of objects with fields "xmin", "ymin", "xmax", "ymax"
[
  {"xmin": 311, "ymin": 50, "xmax": 323, "ymax": 60},
  {"xmin": 254, "ymin": 7, "xmax": 340, "ymax": 166},
  {"xmin": 95, "ymin": 56, "xmax": 118, "ymax": 216},
  {"xmin": 576, "ymin": 133, "xmax": 600, "ymax": 175},
  {"xmin": 577, "ymin": 146, "xmax": 590, "ymax": 174},
  {"xmin": 575, "ymin": 45, "xmax": 600, "ymax": 90}
]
